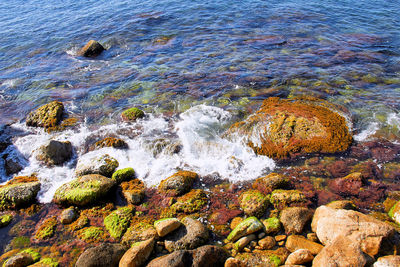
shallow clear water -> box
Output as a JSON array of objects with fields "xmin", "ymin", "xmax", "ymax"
[{"xmin": 1, "ymin": 0, "xmax": 400, "ymax": 200}]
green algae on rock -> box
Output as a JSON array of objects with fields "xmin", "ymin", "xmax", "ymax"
[
  {"xmin": 262, "ymin": 217, "xmax": 281, "ymax": 234},
  {"xmin": 76, "ymin": 226, "xmax": 107, "ymax": 243},
  {"xmin": 170, "ymin": 189, "xmax": 208, "ymax": 214},
  {"xmin": 35, "ymin": 217, "xmax": 57, "ymax": 240},
  {"xmin": 227, "ymin": 97, "xmax": 353, "ymax": 159},
  {"xmin": 112, "ymin": 167, "xmax": 135, "ymax": 184},
  {"xmin": 158, "ymin": 170, "xmax": 199, "ymax": 196},
  {"xmin": 0, "ymin": 176, "xmax": 41, "ymax": 210},
  {"xmin": 0, "ymin": 214, "xmax": 13, "ymax": 227},
  {"xmin": 104, "ymin": 206, "xmax": 134, "ymax": 239},
  {"xmin": 227, "ymin": 217, "xmax": 264, "ymax": 242},
  {"xmin": 26, "ymin": 101, "xmax": 64, "ymax": 128},
  {"xmin": 53, "ymin": 174, "xmax": 116, "ymax": 206},
  {"xmin": 239, "ymin": 189, "xmax": 269, "ymax": 217},
  {"xmin": 121, "ymin": 107, "xmax": 145, "ymax": 122},
  {"xmin": 30, "ymin": 257, "xmax": 59, "ymax": 267}
]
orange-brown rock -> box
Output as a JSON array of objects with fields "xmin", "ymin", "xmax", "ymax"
[
  {"xmin": 78, "ymin": 40, "xmax": 105, "ymax": 57},
  {"xmin": 227, "ymin": 97, "xmax": 352, "ymax": 159},
  {"xmin": 285, "ymin": 235, "xmax": 323, "ymax": 255}
]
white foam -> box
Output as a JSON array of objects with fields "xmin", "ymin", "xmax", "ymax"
[
  {"xmin": 6, "ymin": 105, "xmax": 276, "ymax": 203},
  {"xmin": 353, "ymin": 122, "xmax": 380, "ymax": 142}
]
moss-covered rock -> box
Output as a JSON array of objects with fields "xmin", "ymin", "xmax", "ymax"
[
  {"xmin": 94, "ymin": 137, "xmax": 128, "ymax": 150},
  {"xmin": 112, "ymin": 167, "xmax": 135, "ymax": 184},
  {"xmin": 239, "ymin": 189, "xmax": 269, "ymax": 217},
  {"xmin": 67, "ymin": 215, "xmax": 89, "ymax": 231},
  {"xmin": 252, "ymin": 173, "xmax": 291, "ymax": 194},
  {"xmin": 104, "ymin": 206, "xmax": 134, "ymax": 239},
  {"xmin": 9, "ymin": 236, "xmax": 31, "ymax": 250},
  {"xmin": 0, "ymin": 176, "xmax": 41, "ymax": 210},
  {"xmin": 389, "ymin": 200, "xmax": 400, "ymax": 224},
  {"xmin": 121, "ymin": 107, "xmax": 145, "ymax": 122},
  {"xmin": 3, "ymin": 248, "xmax": 41, "ymax": 267},
  {"xmin": 78, "ymin": 40, "xmax": 105, "ymax": 57},
  {"xmin": 0, "ymin": 214, "xmax": 13, "ymax": 227},
  {"xmin": 53, "ymin": 174, "xmax": 116, "ymax": 206},
  {"xmin": 171, "ymin": 189, "xmax": 208, "ymax": 214},
  {"xmin": 35, "ymin": 217, "xmax": 57, "ymax": 240},
  {"xmin": 227, "ymin": 97, "xmax": 352, "ymax": 159},
  {"xmin": 270, "ymin": 189, "xmax": 306, "ymax": 209},
  {"xmin": 262, "ymin": 217, "xmax": 281, "ymax": 234},
  {"xmin": 29, "ymin": 257, "xmax": 59, "ymax": 267},
  {"xmin": 26, "ymin": 101, "xmax": 64, "ymax": 128},
  {"xmin": 122, "ymin": 222, "xmax": 157, "ymax": 247},
  {"xmin": 120, "ymin": 179, "xmax": 145, "ymax": 205},
  {"xmin": 76, "ymin": 226, "xmax": 107, "ymax": 243},
  {"xmin": 227, "ymin": 217, "xmax": 264, "ymax": 242},
  {"xmin": 75, "ymin": 154, "xmax": 119, "ymax": 177},
  {"xmin": 158, "ymin": 171, "xmax": 198, "ymax": 197}
]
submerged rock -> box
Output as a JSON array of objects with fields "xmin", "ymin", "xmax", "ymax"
[
  {"xmin": 35, "ymin": 216, "xmax": 57, "ymax": 240},
  {"xmin": 26, "ymin": 101, "xmax": 64, "ymax": 128},
  {"xmin": 158, "ymin": 170, "xmax": 198, "ymax": 196},
  {"xmin": 78, "ymin": 40, "xmax": 105, "ymax": 57},
  {"xmin": 0, "ymin": 176, "xmax": 41, "ymax": 210},
  {"xmin": 75, "ymin": 243, "xmax": 126, "ymax": 267},
  {"xmin": 227, "ymin": 97, "xmax": 352, "ymax": 159},
  {"xmin": 239, "ymin": 189, "xmax": 269, "ymax": 217},
  {"xmin": 104, "ymin": 206, "xmax": 133, "ymax": 239},
  {"xmin": 36, "ymin": 140, "xmax": 73, "ymax": 166},
  {"xmin": 121, "ymin": 107, "xmax": 145, "ymax": 122},
  {"xmin": 75, "ymin": 154, "xmax": 119, "ymax": 177},
  {"xmin": 59, "ymin": 207, "xmax": 77, "ymax": 224},
  {"xmin": 53, "ymin": 174, "xmax": 115, "ymax": 206}
]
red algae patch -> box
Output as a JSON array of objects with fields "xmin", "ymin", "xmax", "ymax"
[{"xmin": 228, "ymin": 97, "xmax": 353, "ymax": 159}]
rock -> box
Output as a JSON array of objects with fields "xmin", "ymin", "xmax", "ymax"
[
  {"xmin": 75, "ymin": 243, "xmax": 126, "ymax": 267},
  {"xmin": 258, "ymin": 236, "xmax": 276, "ymax": 250},
  {"xmin": 120, "ymin": 179, "xmax": 145, "ymax": 205},
  {"xmin": 280, "ymin": 207, "xmax": 313, "ymax": 234},
  {"xmin": 328, "ymin": 172, "xmax": 365, "ymax": 197},
  {"xmin": 192, "ymin": 245, "xmax": 229, "ymax": 267},
  {"xmin": 164, "ymin": 217, "xmax": 209, "ymax": 252},
  {"xmin": 36, "ymin": 140, "xmax": 73, "ymax": 166},
  {"xmin": 112, "ymin": 168, "xmax": 135, "ymax": 183},
  {"xmin": 373, "ymin": 255, "xmax": 400, "ymax": 267},
  {"xmin": 29, "ymin": 258, "xmax": 59, "ymax": 267},
  {"xmin": 26, "ymin": 101, "xmax": 64, "ymax": 128},
  {"xmin": 53, "ymin": 174, "xmax": 116, "ymax": 206},
  {"xmin": 285, "ymin": 249, "xmax": 313, "ymax": 265},
  {"xmin": 326, "ymin": 200, "xmax": 357, "ymax": 210},
  {"xmin": 389, "ymin": 199, "xmax": 400, "ymax": 224},
  {"xmin": 158, "ymin": 171, "xmax": 198, "ymax": 196},
  {"xmin": 59, "ymin": 207, "xmax": 77, "ymax": 224},
  {"xmin": 78, "ymin": 40, "xmax": 105, "ymax": 57},
  {"xmin": 122, "ymin": 222, "xmax": 157, "ymax": 247},
  {"xmin": 270, "ymin": 190, "xmax": 306, "ymax": 209},
  {"xmin": 234, "ymin": 234, "xmax": 256, "ymax": 251},
  {"xmin": 285, "ymin": 235, "xmax": 323, "ymax": 255},
  {"xmin": 312, "ymin": 236, "xmax": 372, "ymax": 267},
  {"xmin": 239, "ymin": 189, "xmax": 269, "ymax": 217},
  {"xmin": 170, "ymin": 189, "xmax": 208, "ymax": 214},
  {"xmin": 3, "ymin": 252, "xmax": 34, "ymax": 267},
  {"xmin": 154, "ymin": 218, "xmax": 182, "ymax": 237},
  {"xmin": 94, "ymin": 137, "xmax": 128, "ymax": 150},
  {"xmin": 234, "ymin": 249, "xmax": 286, "ymax": 267},
  {"xmin": 0, "ymin": 176, "xmax": 41, "ymax": 210},
  {"xmin": 119, "ymin": 238, "xmax": 155, "ymax": 267},
  {"xmin": 3, "ymin": 154, "xmax": 24, "ymax": 175},
  {"xmin": 226, "ymin": 97, "xmax": 352, "ymax": 159},
  {"xmin": 227, "ymin": 217, "xmax": 264, "ymax": 242},
  {"xmin": 252, "ymin": 173, "xmax": 291, "ymax": 194},
  {"xmin": 121, "ymin": 107, "xmax": 145, "ymax": 122},
  {"xmin": 75, "ymin": 154, "xmax": 119, "ymax": 177},
  {"xmin": 104, "ymin": 206, "xmax": 134, "ymax": 239},
  {"xmin": 230, "ymin": 217, "xmax": 243, "ymax": 230},
  {"xmin": 262, "ymin": 217, "xmax": 281, "ymax": 234},
  {"xmin": 0, "ymin": 214, "xmax": 13, "ymax": 227},
  {"xmin": 35, "ymin": 216, "xmax": 57, "ymax": 240},
  {"xmin": 147, "ymin": 250, "xmax": 192, "ymax": 267},
  {"xmin": 312, "ymin": 205, "xmax": 399, "ymax": 256},
  {"xmin": 224, "ymin": 257, "xmax": 245, "ymax": 267}
]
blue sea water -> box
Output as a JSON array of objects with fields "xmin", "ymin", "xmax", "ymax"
[{"xmin": 0, "ymin": 0, "xmax": 399, "ymax": 127}]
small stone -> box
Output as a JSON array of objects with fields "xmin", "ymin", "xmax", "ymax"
[
  {"xmin": 192, "ymin": 245, "xmax": 230, "ymax": 267},
  {"xmin": 158, "ymin": 170, "xmax": 198, "ymax": 196},
  {"xmin": 119, "ymin": 238, "xmax": 155, "ymax": 267},
  {"xmin": 224, "ymin": 257, "xmax": 243, "ymax": 267},
  {"xmin": 306, "ymin": 233, "xmax": 318, "ymax": 243},
  {"xmin": 326, "ymin": 200, "xmax": 357, "ymax": 210},
  {"xmin": 234, "ymin": 234, "xmax": 256, "ymax": 251},
  {"xmin": 280, "ymin": 207, "xmax": 313, "ymax": 234},
  {"xmin": 78, "ymin": 40, "xmax": 105, "ymax": 57},
  {"xmin": 26, "ymin": 101, "xmax": 64, "ymax": 128},
  {"xmin": 147, "ymin": 250, "xmax": 192, "ymax": 267},
  {"xmin": 278, "ymin": 241, "xmax": 285, "ymax": 246},
  {"xmin": 36, "ymin": 140, "xmax": 73, "ymax": 166},
  {"xmin": 285, "ymin": 235, "xmax": 323, "ymax": 255},
  {"xmin": 239, "ymin": 189, "xmax": 269, "ymax": 217},
  {"xmin": 258, "ymin": 232, "xmax": 266, "ymax": 239},
  {"xmin": 59, "ymin": 207, "xmax": 76, "ymax": 224},
  {"xmin": 121, "ymin": 107, "xmax": 145, "ymax": 122},
  {"xmin": 275, "ymin": 235, "xmax": 287, "ymax": 242},
  {"xmin": 258, "ymin": 236, "xmax": 276, "ymax": 250},
  {"xmin": 373, "ymin": 255, "xmax": 400, "ymax": 267},
  {"xmin": 262, "ymin": 217, "xmax": 281, "ymax": 234},
  {"xmin": 154, "ymin": 218, "xmax": 182, "ymax": 237},
  {"xmin": 227, "ymin": 217, "xmax": 264, "ymax": 242},
  {"xmin": 285, "ymin": 249, "xmax": 314, "ymax": 265}
]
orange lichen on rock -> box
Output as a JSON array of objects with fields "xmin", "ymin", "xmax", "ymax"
[
  {"xmin": 228, "ymin": 97, "xmax": 353, "ymax": 159},
  {"xmin": 4, "ymin": 175, "xmax": 39, "ymax": 186}
]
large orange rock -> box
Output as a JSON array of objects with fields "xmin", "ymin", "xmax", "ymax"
[{"xmin": 227, "ymin": 97, "xmax": 352, "ymax": 159}]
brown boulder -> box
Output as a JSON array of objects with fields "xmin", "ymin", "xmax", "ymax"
[
  {"xmin": 285, "ymin": 235, "xmax": 323, "ymax": 255},
  {"xmin": 78, "ymin": 40, "xmax": 105, "ymax": 57},
  {"xmin": 36, "ymin": 140, "xmax": 73, "ymax": 166},
  {"xmin": 26, "ymin": 101, "xmax": 64, "ymax": 128},
  {"xmin": 119, "ymin": 238, "xmax": 155, "ymax": 267},
  {"xmin": 280, "ymin": 207, "xmax": 313, "ymax": 234},
  {"xmin": 75, "ymin": 243, "xmax": 126, "ymax": 267}
]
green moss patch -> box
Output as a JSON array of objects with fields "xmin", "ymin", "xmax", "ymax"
[
  {"xmin": 35, "ymin": 217, "xmax": 57, "ymax": 240},
  {"xmin": 104, "ymin": 206, "xmax": 134, "ymax": 239}
]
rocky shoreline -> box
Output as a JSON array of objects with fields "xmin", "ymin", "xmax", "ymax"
[{"xmin": 1, "ymin": 97, "xmax": 400, "ymax": 266}]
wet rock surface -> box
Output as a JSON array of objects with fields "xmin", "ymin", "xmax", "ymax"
[
  {"xmin": 25, "ymin": 101, "xmax": 64, "ymax": 128},
  {"xmin": 75, "ymin": 243, "xmax": 126, "ymax": 267},
  {"xmin": 36, "ymin": 140, "xmax": 73, "ymax": 166},
  {"xmin": 78, "ymin": 40, "xmax": 105, "ymax": 57}
]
